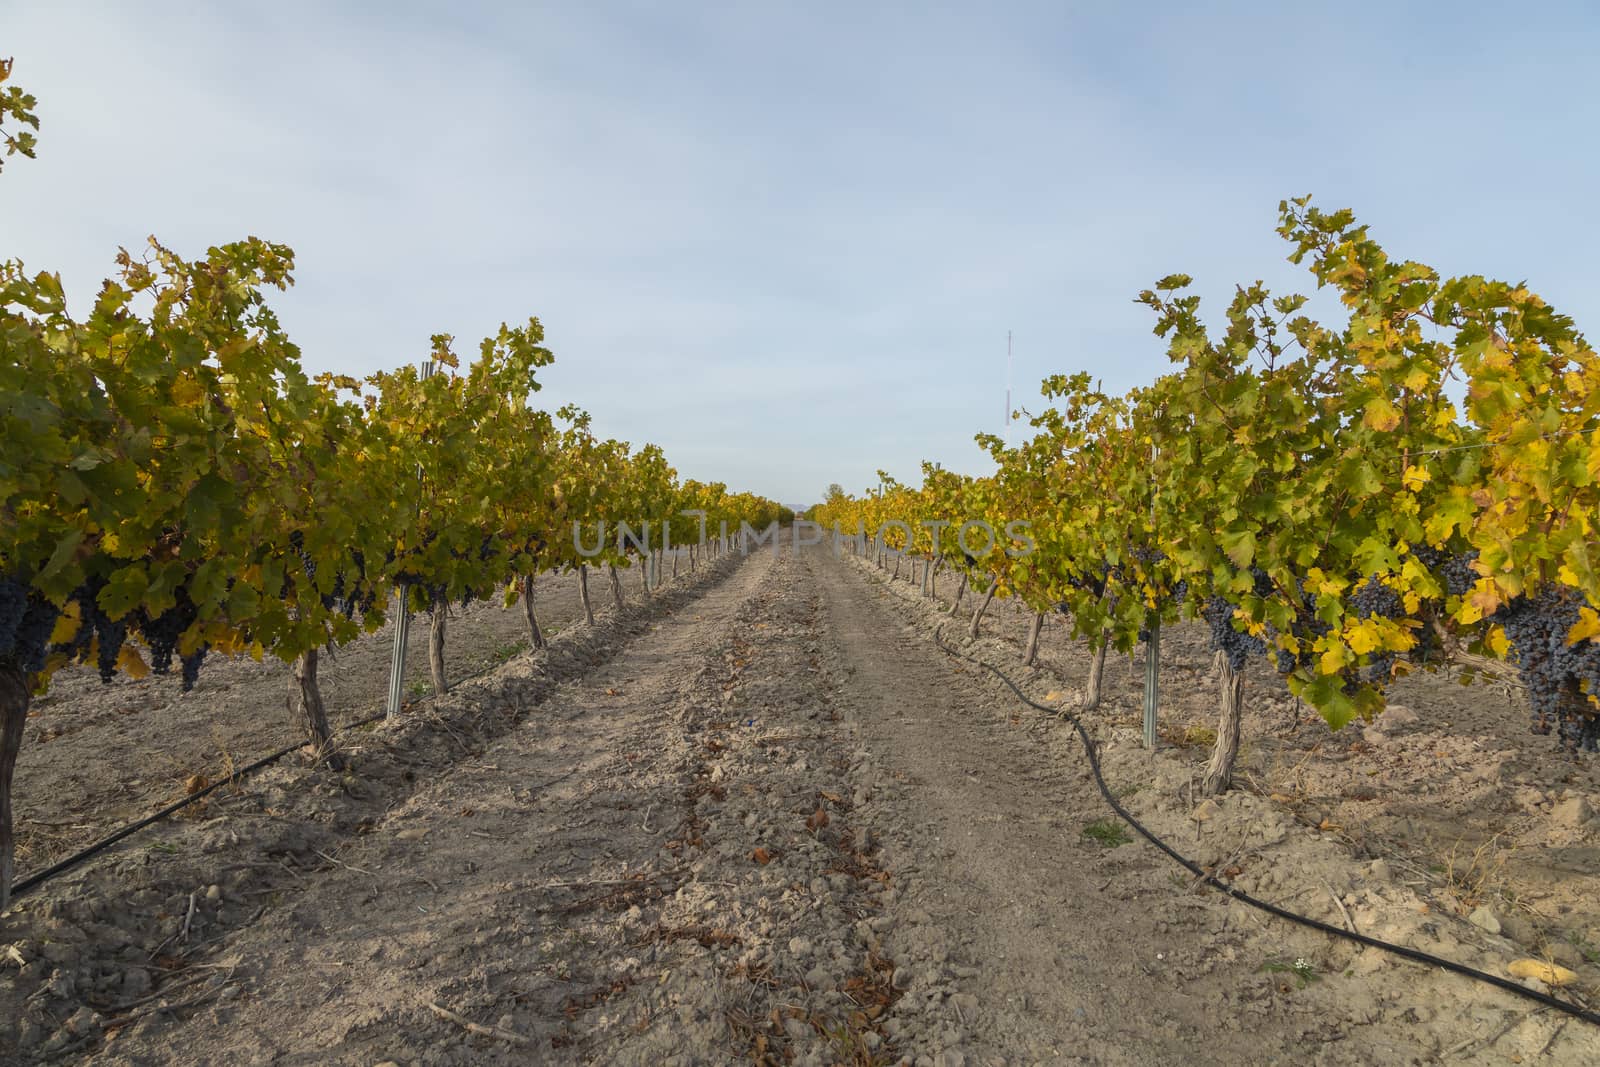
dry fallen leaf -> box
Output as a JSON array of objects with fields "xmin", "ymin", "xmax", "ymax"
[
  {"xmin": 184, "ymin": 774, "xmax": 209, "ymax": 795},
  {"xmin": 1507, "ymin": 958, "xmax": 1579, "ymax": 987},
  {"xmin": 752, "ymin": 848, "xmax": 772, "ymax": 865}
]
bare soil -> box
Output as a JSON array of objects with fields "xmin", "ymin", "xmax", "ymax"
[
  {"xmin": 14, "ymin": 561, "xmax": 649, "ymax": 877},
  {"xmin": 0, "ymin": 542, "xmax": 1596, "ymax": 1065}
]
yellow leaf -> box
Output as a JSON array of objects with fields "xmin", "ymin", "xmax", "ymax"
[
  {"xmin": 1487, "ymin": 624, "xmax": 1510, "ymax": 658},
  {"xmin": 117, "ymin": 644, "xmax": 150, "ymax": 679},
  {"xmin": 1567, "ymin": 607, "xmax": 1600, "ymax": 646},
  {"xmin": 1507, "ymin": 959, "xmax": 1578, "ymax": 987},
  {"xmin": 171, "ymin": 375, "xmax": 208, "ymax": 406},
  {"xmin": 49, "ymin": 602, "xmax": 82, "ymax": 645},
  {"xmin": 1363, "ymin": 397, "xmax": 1401, "ymax": 432},
  {"xmin": 1319, "ymin": 645, "xmax": 1350, "ymax": 675},
  {"xmin": 1401, "ymin": 465, "xmax": 1431, "ymax": 491},
  {"xmin": 1346, "ymin": 620, "xmax": 1382, "ymax": 655}
]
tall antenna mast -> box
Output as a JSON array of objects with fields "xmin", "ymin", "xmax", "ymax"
[{"xmin": 1003, "ymin": 330, "xmax": 1013, "ymax": 447}]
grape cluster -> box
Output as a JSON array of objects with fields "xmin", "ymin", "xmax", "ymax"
[
  {"xmin": 0, "ymin": 575, "xmax": 60, "ymax": 674},
  {"xmin": 1411, "ymin": 545, "xmax": 1480, "ymax": 597},
  {"xmin": 180, "ymin": 646, "xmax": 208, "ymax": 690},
  {"xmin": 0, "ymin": 571, "xmax": 222, "ymax": 692},
  {"xmin": 1351, "ymin": 576, "xmax": 1404, "ymax": 683},
  {"xmin": 0, "ymin": 577, "xmax": 26, "ymax": 657},
  {"xmin": 1494, "ymin": 587, "xmax": 1600, "ymax": 753},
  {"xmin": 1203, "ymin": 595, "xmax": 1266, "ymax": 671},
  {"xmin": 1132, "ymin": 547, "xmax": 1188, "ymax": 605},
  {"xmin": 1067, "ymin": 561, "xmax": 1113, "ymax": 599},
  {"xmin": 138, "ymin": 592, "xmax": 199, "ymax": 676}
]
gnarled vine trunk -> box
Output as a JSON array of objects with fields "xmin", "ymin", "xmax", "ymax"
[
  {"xmin": 290, "ymin": 648, "xmax": 344, "ymax": 770},
  {"xmin": 0, "ymin": 661, "xmax": 29, "ymax": 909},
  {"xmin": 579, "ymin": 565, "xmax": 596, "ymax": 625},
  {"xmin": 968, "ymin": 578, "xmax": 996, "ymax": 640},
  {"xmin": 607, "ymin": 563, "xmax": 625, "ymax": 612},
  {"xmin": 520, "ymin": 574, "xmax": 545, "ymax": 649},
  {"xmin": 949, "ymin": 572, "xmax": 968, "ymax": 615},
  {"xmin": 428, "ymin": 600, "xmax": 448, "ymax": 696},
  {"xmin": 1083, "ymin": 640, "xmax": 1108, "ymax": 711},
  {"xmin": 1023, "ymin": 611, "xmax": 1045, "ymax": 667},
  {"xmin": 1202, "ymin": 651, "xmax": 1244, "ymax": 795}
]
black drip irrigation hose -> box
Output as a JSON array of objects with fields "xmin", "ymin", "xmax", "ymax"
[
  {"xmin": 930, "ymin": 627, "xmax": 1600, "ymax": 1030},
  {"xmin": 10, "ymin": 708, "xmax": 388, "ymax": 901},
  {"xmin": 8, "ymin": 642, "xmax": 520, "ymax": 900}
]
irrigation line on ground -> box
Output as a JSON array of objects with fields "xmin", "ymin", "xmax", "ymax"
[{"xmin": 930, "ymin": 626, "xmax": 1600, "ymax": 1031}]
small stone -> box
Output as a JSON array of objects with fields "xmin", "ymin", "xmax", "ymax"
[
  {"xmin": 1191, "ymin": 799, "xmax": 1221, "ymax": 823},
  {"xmin": 788, "ymin": 936, "xmax": 814, "ymax": 958},
  {"xmin": 935, "ymin": 1052, "xmax": 966, "ymax": 1067},
  {"xmin": 1468, "ymin": 906, "xmax": 1501, "ymax": 935},
  {"xmin": 205, "ymin": 884, "xmax": 222, "ymax": 902},
  {"xmin": 1374, "ymin": 705, "xmax": 1419, "ymax": 731},
  {"xmin": 1367, "ymin": 859, "xmax": 1392, "ymax": 883},
  {"xmin": 119, "ymin": 969, "xmax": 152, "ymax": 998},
  {"xmin": 40, "ymin": 942, "xmax": 75, "ymax": 965},
  {"xmin": 1550, "ymin": 796, "xmax": 1593, "ymax": 830},
  {"xmin": 804, "ymin": 964, "xmax": 832, "ymax": 990},
  {"xmin": 64, "ymin": 1006, "xmax": 100, "ymax": 1037},
  {"xmin": 1499, "ymin": 913, "xmax": 1535, "ymax": 945},
  {"xmin": 949, "ymin": 992, "xmax": 979, "ymax": 1016}
]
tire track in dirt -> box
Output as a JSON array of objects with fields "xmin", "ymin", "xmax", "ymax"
[{"xmin": 806, "ymin": 544, "xmax": 1326, "ymax": 1065}]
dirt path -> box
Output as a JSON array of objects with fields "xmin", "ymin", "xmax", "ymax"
[
  {"xmin": 6, "ymin": 541, "xmax": 1598, "ymax": 1064},
  {"xmin": 808, "ymin": 545, "xmax": 1293, "ymax": 1064}
]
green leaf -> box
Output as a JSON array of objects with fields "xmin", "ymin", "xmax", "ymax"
[
  {"xmin": 96, "ymin": 564, "xmax": 149, "ymax": 620},
  {"xmin": 38, "ymin": 528, "xmax": 84, "ymax": 582},
  {"xmin": 1218, "ymin": 528, "xmax": 1257, "ymax": 568}
]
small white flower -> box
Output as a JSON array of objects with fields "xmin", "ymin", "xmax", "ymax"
[{"xmin": 1294, "ymin": 957, "xmax": 1310, "ymax": 970}]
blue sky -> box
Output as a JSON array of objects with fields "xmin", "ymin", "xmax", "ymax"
[{"xmin": 4, "ymin": 2, "xmax": 1597, "ymax": 508}]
